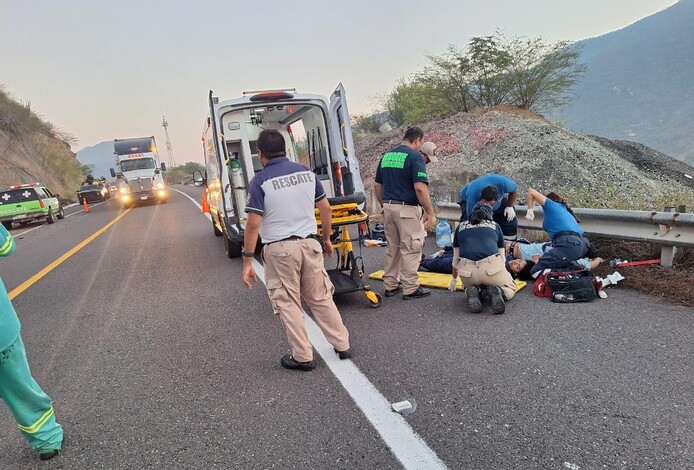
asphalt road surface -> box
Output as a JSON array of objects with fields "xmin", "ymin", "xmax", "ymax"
[{"xmin": 0, "ymin": 186, "xmax": 691, "ymax": 469}]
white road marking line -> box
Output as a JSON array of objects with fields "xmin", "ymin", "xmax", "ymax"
[
  {"xmin": 252, "ymin": 262, "xmax": 447, "ymax": 470},
  {"xmin": 173, "ymin": 187, "xmax": 448, "ymax": 470}
]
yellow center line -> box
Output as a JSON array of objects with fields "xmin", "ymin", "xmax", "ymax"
[{"xmin": 8, "ymin": 208, "xmax": 133, "ymax": 300}]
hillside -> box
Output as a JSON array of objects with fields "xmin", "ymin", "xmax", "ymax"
[
  {"xmin": 560, "ymin": 0, "xmax": 694, "ymax": 166},
  {"xmin": 0, "ymin": 88, "xmax": 83, "ymax": 199},
  {"xmin": 0, "ymin": 128, "xmax": 82, "ymax": 200},
  {"xmin": 355, "ymin": 107, "xmax": 694, "ymax": 212}
]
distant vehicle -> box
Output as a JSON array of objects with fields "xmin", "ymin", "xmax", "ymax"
[
  {"xmin": 110, "ymin": 136, "xmax": 168, "ymax": 206},
  {"xmin": 77, "ymin": 183, "xmax": 108, "ymax": 203},
  {"xmin": 0, "ymin": 183, "xmax": 64, "ymax": 229},
  {"xmin": 193, "ymin": 85, "xmax": 364, "ymax": 257}
]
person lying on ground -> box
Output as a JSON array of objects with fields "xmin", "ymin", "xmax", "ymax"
[
  {"xmin": 505, "ymin": 240, "xmax": 603, "ymax": 273},
  {"xmin": 506, "ymin": 257, "xmax": 604, "ymax": 282},
  {"xmin": 419, "ymin": 246, "xmax": 454, "ymax": 274}
]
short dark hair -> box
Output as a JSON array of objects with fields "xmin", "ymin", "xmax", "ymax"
[
  {"xmin": 403, "ymin": 127, "xmax": 424, "ymax": 142},
  {"xmin": 516, "ymin": 261, "xmax": 536, "ymax": 281},
  {"xmin": 257, "ymin": 129, "xmax": 286, "ymax": 159},
  {"xmin": 481, "ymin": 185, "xmax": 499, "ymax": 202}
]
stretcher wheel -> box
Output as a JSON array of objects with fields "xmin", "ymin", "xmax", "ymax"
[{"xmin": 366, "ymin": 291, "xmax": 382, "ymax": 308}]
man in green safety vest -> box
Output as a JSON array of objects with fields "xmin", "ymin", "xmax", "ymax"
[{"xmin": 0, "ymin": 224, "xmax": 64, "ymax": 460}]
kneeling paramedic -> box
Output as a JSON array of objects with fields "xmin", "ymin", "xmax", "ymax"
[
  {"xmin": 241, "ymin": 129, "xmax": 351, "ymax": 371},
  {"xmin": 451, "ymin": 186, "xmax": 516, "ymax": 314},
  {"xmin": 1, "ymin": 224, "xmax": 64, "ymax": 460}
]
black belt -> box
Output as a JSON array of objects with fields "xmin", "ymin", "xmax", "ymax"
[
  {"xmin": 553, "ymin": 231, "xmax": 582, "ymax": 239},
  {"xmin": 385, "ymin": 199, "xmax": 419, "ymax": 206},
  {"xmin": 268, "ymin": 235, "xmax": 306, "ymax": 245}
]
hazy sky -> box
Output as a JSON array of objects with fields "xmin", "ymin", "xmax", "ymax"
[{"xmin": 0, "ymin": 0, "xmax": 678, "ymax": 165}]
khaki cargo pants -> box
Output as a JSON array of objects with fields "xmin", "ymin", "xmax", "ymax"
[
  {"xmin": 383, "ymin": 203, "xmax": 427, "ymax": 295},
  {"xmin": 455, "ymin": 253, "xmax": 517, "ymax": 300},
  {"xmin": 263, "ymin": 238, "xmax": 350, "ymax": 362}
]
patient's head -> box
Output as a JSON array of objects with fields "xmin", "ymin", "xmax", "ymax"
[{"xmin": 507, "ymin": 259, "xmax": 535, "ymax": 280}]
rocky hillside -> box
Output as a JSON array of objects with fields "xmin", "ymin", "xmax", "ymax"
[
  {"xmin": 355, "ymin": 106, "xmax": 694, "ymax": 212},
  {"xmin": 0, "ymin": 128, "xmax": 82, "ymax": 201}
]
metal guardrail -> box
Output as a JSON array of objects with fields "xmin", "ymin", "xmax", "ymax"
[{"xmin": 437, "ymin": 203, "xmax": 694, "ymax": 267}]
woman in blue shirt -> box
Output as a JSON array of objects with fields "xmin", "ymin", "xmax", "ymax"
[{"xmin": 525, "ymin": 188, "xmax": 592, "ymax": 278}]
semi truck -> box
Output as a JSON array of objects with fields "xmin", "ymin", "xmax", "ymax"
[
  {"xmin": 193, "ymin": 84, "xmax": 365, "ymax": 258},
  {"xmin": 110, "ymin": 136, "xmax": 168, "ymax": 205}
]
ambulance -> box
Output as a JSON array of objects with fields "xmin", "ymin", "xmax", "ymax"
[{"xmin": 194, "ymin": 84, "xmax": 365, "ymax": 258}]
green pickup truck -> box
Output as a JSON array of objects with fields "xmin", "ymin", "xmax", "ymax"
[{"xmin": 0, "ymin": 183, "xmax": 65, "ymax": 230}]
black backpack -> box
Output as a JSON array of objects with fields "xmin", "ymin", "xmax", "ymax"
[{"xmin": 547, "ymin": 270, "xmax": 598, "ymax": 303}]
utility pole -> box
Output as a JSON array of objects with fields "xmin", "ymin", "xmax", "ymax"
[{"xmin": 161, "ymin": 115, "xmax": 176, "ymax": 168}]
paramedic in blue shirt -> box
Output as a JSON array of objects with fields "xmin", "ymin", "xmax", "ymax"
[
  {"xmin": 451, "ymin": 186, "xmax": 516, "ymax": 314},
  {"xmin": 459, "ymin": 174, "xmax": 519, "ymax": 240},
  {"xmin": 241, "ymin": 129, "xmax": 351, "ymax": 372},
  {"xmin": 374, "ymin": 127, "xmax": 435, "ymax": 300},
  {"xmin": 0, "ymin": 224, "xmax": 63, "ymax": 460},
  {"xmin": 525, "ymin": 188, "xmax": 591, "ymax": 278}
]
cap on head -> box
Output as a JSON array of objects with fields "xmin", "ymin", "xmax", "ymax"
[{"xmin": 420, "ymin": 142, "xmax": 438, "ymax": 162}]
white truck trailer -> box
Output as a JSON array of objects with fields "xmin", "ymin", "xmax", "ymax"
[{"xmin": 110, "ymin": 136, "xmax": 168, "ymax": 205}]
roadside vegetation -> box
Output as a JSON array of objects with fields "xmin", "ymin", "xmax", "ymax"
[
  {"xmin": 163, "ymin": 161, "xmax": 205, "ymax": 185},
  {"xmin": 0, "ymin": 85, "xmax": 83, "ymax": 191},
  {"xmin": 352, "ymin": 32, "xmax": 585, "ymax": 133}
]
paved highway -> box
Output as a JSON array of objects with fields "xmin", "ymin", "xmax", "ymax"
[{"xmin": 0, "ymin": 186, "xmax": 691, "ymax": 469}]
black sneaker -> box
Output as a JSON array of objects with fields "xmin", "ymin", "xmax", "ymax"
[
  {"xmin": 334, "ymin": 348, "xmax": 352, "ymax": 360},
  {"xmin": 465, "ymin": 286, "xmax": 483, "ymax": 313},
  {"xmin": 384, "ymin": 283, "xmax": 403, "ymax": 297},
  {"xmin": 403, "ymin": 287, "xmax": 431, "ymax": 300},
  {"xmin": 487, "ymin": 285, "xmax": 506, "ymax": 314},
  {"xmin": 38, "ymin": 449, "xmax": 61, "ymax": 461},
  {"xmin": 280, "ymin": 354, "xmax": 316, "ymax": 371}
]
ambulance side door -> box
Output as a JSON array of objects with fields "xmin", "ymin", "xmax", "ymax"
[{"xmin": 329, "ymin": 83, "xmax": 365, "ymax": 197}]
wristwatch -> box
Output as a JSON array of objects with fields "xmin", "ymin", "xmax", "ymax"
[{"xmin": 241, "ymin": 250, "xmax": 254, "ymax": 258}]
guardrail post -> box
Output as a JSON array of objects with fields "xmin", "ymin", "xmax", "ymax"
[{"xmin": 661, "ymin": 206, "xmax": 678, "ymax": 267}]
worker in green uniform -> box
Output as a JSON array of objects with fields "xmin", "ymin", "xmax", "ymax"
[{"xmin": 0, "ymin": 224, "xmax": 63, "ymax": 460}]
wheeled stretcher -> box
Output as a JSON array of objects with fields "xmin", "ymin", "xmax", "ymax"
[{"xmin": 316, "ymin": 192, "xmax": 382, "ymax": 308}]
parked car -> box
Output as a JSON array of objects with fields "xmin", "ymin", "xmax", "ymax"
[
  {"xmin": 0, "ymin": 183, "xmax": 64, "ymax": 229},
  {"xmin": 77, "ymin": 183, "xmax": 108, "ymax": 203}
]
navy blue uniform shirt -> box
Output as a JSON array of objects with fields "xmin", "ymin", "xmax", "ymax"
[
  {"xmin": 453, "ymin": 220, "xmax": 504, "ymax": 261},
  {"xmin": 375, "ymin": 145, "xmax": 428, "ymax": 204}
]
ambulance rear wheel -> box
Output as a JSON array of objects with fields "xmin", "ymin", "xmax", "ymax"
[
  {"xmin": 223, "ymin": 232, "xmax": 242, "ymax": 258},
  {"xmin": 212, "ymin": 217, "xmax": 223, "ymax": 236}
]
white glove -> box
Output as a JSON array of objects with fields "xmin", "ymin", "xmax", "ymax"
[
  {"xmin": 504, "ymin": 206, "xmax": 516, "ymax": 221},
  {"xmin": 525, "ymin": 209, "xmax": 535, "ymax": 221},
  {"xmin": 448, "ymin": 277, "xmax": 458, "ymax": 292}
]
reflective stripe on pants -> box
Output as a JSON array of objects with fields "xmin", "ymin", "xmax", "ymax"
[{"xmin": 0, "ymin": 335, "xmax": 63, "ymax": 452}]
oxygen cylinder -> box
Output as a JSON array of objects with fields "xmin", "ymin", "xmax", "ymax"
[
  {"xmin": 230, "ymin": 157, "xmax": 247, "ymax": 215},
  {"xmin": 436, "ymin": 220, "xmax": 452, "ymax": 248}
]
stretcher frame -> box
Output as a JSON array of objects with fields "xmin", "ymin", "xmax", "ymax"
[{"xmin": 316, "ymin": 200, "xmax": 382, "ymax": 308}]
